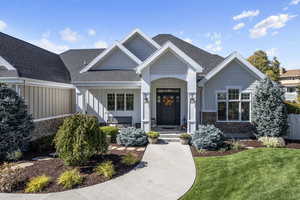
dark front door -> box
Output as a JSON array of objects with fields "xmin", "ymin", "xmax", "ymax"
[{"xmin": 156, "ymin": 88, "xmax": 180, "ymax": 125}]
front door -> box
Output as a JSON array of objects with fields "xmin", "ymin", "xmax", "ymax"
[{"xmin": 156, "ymin": 88, "xmax": 180, "ymax": 125}]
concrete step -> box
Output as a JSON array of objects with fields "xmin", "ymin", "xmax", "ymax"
[
  {"xmin": 159, "ymin": 138, "xmax": 181, "ymax": 142},
  {"xmin": 159, "ymin": 133, "xmax": 181, "ymax": 138}
]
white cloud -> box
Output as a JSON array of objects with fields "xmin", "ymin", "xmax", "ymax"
[
  {"xmin": 184, "ymin": 38, "xmax": 193, "ymax": 44},
  {"xmin": 33, "ymin": 38, "xmax": 69, "ymax": 54},
  {"xmin": 233, "ymin": 22, "xmax": 245, "ymax": 30},
  {"xmin": 205, "ymin": 32, "xmax": 221, "ymax": 40},
  {"xmin": 283, "ymin": 7, "xmax": 289, "ymax": 11},
  {"xmin": 233, "ymin": 10, "xmax": 260, "ymax": 20},
  {"xmin": 94, "ymin": 40, "xmax": 108, "ymax": 48},
  {"xmin": 88, "ymin": 29, "xmax": 96, "ymax": 36},
  {"xmin": 0, "ymin": 20, "xmax": 7, "ymax": 31},
  {"xmin": 206, "ymin": 40, "xmax": 222, "ymax": 52},
  {"xmin": 250, "ymin": 14, "xmax": 297, "ymax": 38},
  {"xmin": 266, "ymin": 48, "xmax": 279, "ymax": 57},
  {"xmin": 60, "ymin": 28, "xmax": 80, "ymax": 42},
  {"xmin": 271, "ymin": 31, "xmax": 279, "ymax": 36},
  {"xmin": 42, "ymin": 31, "xmax": 51, "ymax": 38},
  {"xmin": 290, "ymin": 0, "xmax": 300, "ymax": 5}
]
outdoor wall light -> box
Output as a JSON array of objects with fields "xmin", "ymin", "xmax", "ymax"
[
  {"xmin": 143, "ymin": 93, "xmax": 149, "ymax": 103},
  {"xmin": 189, "ymin": 93, "xmax": 196, "ymax": 104}
]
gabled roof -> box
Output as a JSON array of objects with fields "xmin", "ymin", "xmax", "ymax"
[
  {"xmin": 198, "ymin": 52, "xmax": 266, "ymax": 85},
  {"xmin": 79, "ymin": 42, "xmax": 142, "ymax": 73},
  {"xmin": 136, "ymin": 41, "xmax": 203, "ymax": 73},
  {"xmin": 121, "ymin": 29, "xmax": 160, "ymax": 49},
  {"xmin": 0, "ymin": 32, "xmax": 71, "ymax": 83}
]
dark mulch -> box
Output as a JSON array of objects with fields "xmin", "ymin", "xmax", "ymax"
[
  {"xmin": 10, "ymin": 145, "xmax": 145, "ymax": 193},
  {"xmin": 191, "ymin": 139, "xmax": 300, "ymax": 157}
]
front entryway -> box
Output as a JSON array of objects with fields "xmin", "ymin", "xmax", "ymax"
[{"xmin": 156, "ymin": 88, "xmax": 180, "ymax": 125}]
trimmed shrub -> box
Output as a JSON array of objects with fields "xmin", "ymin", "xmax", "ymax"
[
  {"xmin": 117, "ymin": 127, "xmax": 147, "ymax": 147},
  {"xmin": 29, "ymin": 134, "xmax": 56, "ymax": 153},
  {"xmin": 252, "ymin": 78, "xmax": 288, "ymax": 137},
  {"xmin": 54, "ymin": 114, "xmax": 108, "ymax": 166},
  {"xmin": 147, "ymin": 131, "xmax": 160, "ymax": 138},
  {"xmin": 0, "ymin": 84, "xmax": 34, "ymax": 160},
  {"xmin": 25, "ymin": 175, "xmax": 51, "ymax": 193},
  {"xmin": 57, "ymin": 169, "xmax": 83, "ymax": 189},
  {"xmin": 192, "ymin": 125, "xmax": 225, "ymax": 150},
  {"xmin": 179, "ymin": 133, "xmax": 192, "ymax": 140},
  {"xmin": 121, "ymin": 153, "xmax": 138, "ymax": 166},
  {"xmin": 258, "ymin": 137, "xmax": 285, "ymax": 148},
  {"xmin": 0, "ymin": 163, "xmax": 27, "ymax": 192},
  {"xmin": 94, "ymin": 161, "xmax": 116, "ymax": 179},
  {"xmin": 100, "ymin": 126, "xmax": 119, "ymax": 143}
]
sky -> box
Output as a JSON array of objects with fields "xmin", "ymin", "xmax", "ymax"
[{"xmin": 0, "ymin": 0, "xmax": 299, "ymax": 69}]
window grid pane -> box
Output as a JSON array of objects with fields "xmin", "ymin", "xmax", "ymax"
[
  {"xmin": 217, "ymin": 92, "xmax": 227, "ymax": 101},
  {"xmin": 117, "ymin": 94, "xmax": 125, "ymax": 110},
  {"xmin": 107, "ymin": 94, "xmax": 115, "ymax": 111},
  {"xmin": 228, "ymin": 89, "xmax": 239, "ymax": 100},
  {"xmin": 228, "ymin": 102, "xmax": 239, "ymax": 120},
  {"xmin": 126, "ymin": 94, "xmax": 134, "ymax": 111},
  {"xmin": 241, "ymin": 102, "xmax": 250, "ymax": 121},
  {"xmin": 217, "ymin": 102, "xmax": 226, "ymax": 121},
  {"xmin": 241, "ymin": 93, "xmax": 250, "ymax": 100}
]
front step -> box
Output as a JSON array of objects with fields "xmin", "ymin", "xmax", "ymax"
[{"xmin": 159, "ymin": 133, "xmax": 181, "ymax": 142}]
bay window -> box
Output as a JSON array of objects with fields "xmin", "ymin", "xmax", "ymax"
[{"xmin": 216, "ymin": 88, "xmax": 251, "ymax": 122}]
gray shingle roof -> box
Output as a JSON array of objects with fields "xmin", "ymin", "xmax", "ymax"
[
  {"xmin": 152, "ymin": 34, "xmax": 224, "ymax": 74},
  {"xmin": 0, "ymin": 32, "xmax": 71, "ymax": 83},
  {"xmin": 60, "ymin": 49, "xmax": 140, "ymax": 82}
]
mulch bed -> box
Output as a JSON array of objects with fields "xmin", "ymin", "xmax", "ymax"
[
  {"xmin": 8, "ymin": 144, "xmax": 145, "ymax": 193},
  {"xmin": 191, "ymin": 139, "xmax": 300, "ymax": 157}
]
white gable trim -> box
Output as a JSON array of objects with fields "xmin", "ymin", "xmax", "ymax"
[
  {"xmin": 80, "ymin": 42, "xmax": 142, "ymax": 73},
  {"xmin": 136, "ymin": 41, "xmax": 203, "ymax": 74},
  {"xmin": 121, "ymin": 28, "xmax": 160, "ymax": 49},
  {"xmin": 198, "ymin": 52, "xmax": 266, "ymax": 86},
  {"xmin": 0, "ymin": 56, "xmax": 16, "ymax": 71}
]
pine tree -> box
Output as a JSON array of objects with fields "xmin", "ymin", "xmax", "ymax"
[
  {"xmin": 0, "ymin": 84, "xmax": 34, "ymax": 159},
  {"xmin": 252, "ymin": 78, "xmax": 288, "ymax": 137}
]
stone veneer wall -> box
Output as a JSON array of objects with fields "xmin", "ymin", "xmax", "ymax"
[
  {"xmin": 31, "ymin": 116, "xmax": 70, "ymax": 141},
  {"xmin": 202, "ymin": 112, "xmax": 254, "ymax": 136}
]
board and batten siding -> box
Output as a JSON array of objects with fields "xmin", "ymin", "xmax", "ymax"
[{"xmin": 19, "ymin": 85, "xmax": 76, "ymax": 120}]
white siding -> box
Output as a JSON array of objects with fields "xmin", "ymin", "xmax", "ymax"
[{"xmin": 287, "ymin": 114, "xmax": 300, "ymax": 140}]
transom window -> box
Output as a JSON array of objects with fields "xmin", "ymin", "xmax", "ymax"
[
  {"xmin": 217, "ymin": 88, "xmax": 251, "ymax": 122},
  {"xmin": 107, "ymin": 93, "xmax": 134, "ymax": 111}
]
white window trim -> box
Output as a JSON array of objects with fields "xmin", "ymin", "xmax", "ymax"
[
  {"xmin": 216, "ymin": 87, "xmax": 251, "ymax": 122},
  {"xmin": 107, "ymin": 93, "xmax": 134, "ymax": 112}
]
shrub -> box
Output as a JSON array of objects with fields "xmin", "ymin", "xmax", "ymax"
[
  {"xmin": 6, "ymin": 149, "xmax": 23, "ymax": 161},
  {"xmin": 54, "ymin": 114, "xmax": 108, "ymax": 166},
  {"xmin": 179, "ymin": 133, "xmax": 192, "ymax": 140},
  {"xmin": 57, "ymin": 169, "xmax": 83, "ymax": 189},
  {"xmin": 117, "ymin": 127, "xmax": 147, "ymax": 147},
  {"xmin": 94, "ymin": 161, "xmax": 116, "ymax": 179},
  {"xmin": 258, "ymin": 137, "xmax": 285, "ymax": 148},
  {"xmin": 0, "ymin": 163, "xmax": 26, "ymax": 192},
  {"xmin": 29, "ymin": 134, "xmax": 56, "ymax": 153},
  {"xmin": 230, "ymin": 140, "xmax": 244, "ymax": 150},
  {"xmin": 25, "ymin": 175, "xmax": 51, "ymax": 193},
  {"xmin": 252, "ymin": 78, "xmax": 288, "ymax": 137},
  {"xmin": 147, "ymin": 131, "xmax": 160, "ymax": 138},
  {"xmin": 121, "ymin": 153, "xmax": 138, "ymax": 166},
  {"xmin": 100, "ymin": 126, "xmax": 119, "ymax": 143},
  {"xmin": 0, "ymin": 84, "xmax": 34, "ymax": 160},
  {"xmin": 192, "ymin": 125, "xmax": 225, "ymax": 150}
]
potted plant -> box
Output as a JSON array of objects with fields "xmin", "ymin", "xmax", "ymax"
[
  {"xmin": 147, "ymin": 131, "xmax": 160, "ymax": 144},
  {"xmin": 179, "ymin": 133, "xmax": 191, "ymax": 145}
]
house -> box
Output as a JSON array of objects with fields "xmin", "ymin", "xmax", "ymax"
[
  {"xmin": 0, "ymin": 29, "xmax": 265, "ymax": 137},
  {"xmin": 279, "ymin": 68, "xmax": 300, "ymax": 102}
]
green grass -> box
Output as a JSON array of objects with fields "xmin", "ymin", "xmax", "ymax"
[{"xmin": 182, "ymin": 148, "xmax": 300, "ymax": 200}]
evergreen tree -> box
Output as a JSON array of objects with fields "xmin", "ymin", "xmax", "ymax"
[
  {"xmin": 252, "ymin": 78, "xmax": 288, "ymax": 137},
  {"xmin": 0, "ymin": 84, "xmax": 34, "ymax": 159}
]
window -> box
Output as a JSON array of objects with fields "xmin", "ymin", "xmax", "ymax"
[
  {"xmin": 287, "ymin": 87, "xmax": 296, "ymax": 93},
  {"xmin": 107, "ymin": 94, "xmax": 115, "ymax": 111},
  {"xmin": 107, "ymin": 93, "xmax": 134, "ymax": 111},
  {"xmin": 217, "ymin": 89, "xmax": 251, "ymax": 122}
]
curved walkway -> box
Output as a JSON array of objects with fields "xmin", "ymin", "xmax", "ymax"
[{"xmin": 1, "ymin": 142, "xmax": 196, "ymax": 200}]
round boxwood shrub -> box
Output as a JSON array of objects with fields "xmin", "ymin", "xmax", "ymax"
[
  {"xmin": 117, "ymin": 127, "xmax": 147, "ymax": 147},
  {"xmin": 0, "ymin": 83, "xmax": 34, "ymax": 160},
  {"xmin": 100, "ymin": 126, "xmax": 119, "ymax": 143},
  {"xmin": 192, "ymin": 125, "xmax": 225, "ymax": 150},
  {"xmin": 54, "ymin": 114, "xmax": 108, "ymax": 166}
]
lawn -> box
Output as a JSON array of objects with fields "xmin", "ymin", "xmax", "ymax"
[{"xmin": 181, "ymin": 148, "xmax": 300, "ymax": 200}]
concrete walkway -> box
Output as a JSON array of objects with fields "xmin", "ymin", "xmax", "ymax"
[{"xmin": 0, "ymin": 143, "xmax": 196, "ymax": 200}]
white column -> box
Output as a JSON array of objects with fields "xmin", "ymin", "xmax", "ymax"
[
  {"xmin": 76, "ymin": 87, "xmax": 87, "ymax": 114},
  {"xmin": 141, "ymin": 68, "xmax": 151, "ymax": 132},
  {"xmin": 187, "ymin": 68, "xmax": 197, "ymax": 133}
]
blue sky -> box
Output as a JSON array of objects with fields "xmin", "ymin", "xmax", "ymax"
[{"xmin": 0, "ymin": 0, "xmax": 299, "ymax": 69}]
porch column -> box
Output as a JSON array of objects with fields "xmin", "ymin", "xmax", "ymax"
[
  {"xmin": 141, "ymin": 68, "xmax": 151, "ymax": 132},
  {"xmin": 76, "ymin": 87, "xmax": 87, "ymax": 114},
  {"xmin": 187, "ymin": 68, "xmax": 197, "ymax": 133}
]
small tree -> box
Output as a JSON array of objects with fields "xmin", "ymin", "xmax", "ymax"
[
  {"xmin": 252, "ymin": 78, "xmax": 288, "ymax": 137},
  {"xmin": 0, "ymin": 83, "xmax": 34, "ymax": 160}
]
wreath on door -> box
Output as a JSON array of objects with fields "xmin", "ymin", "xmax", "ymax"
[{"xmin": 162, "ymin": 96, "xmax": 174, "ymax": 106}]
